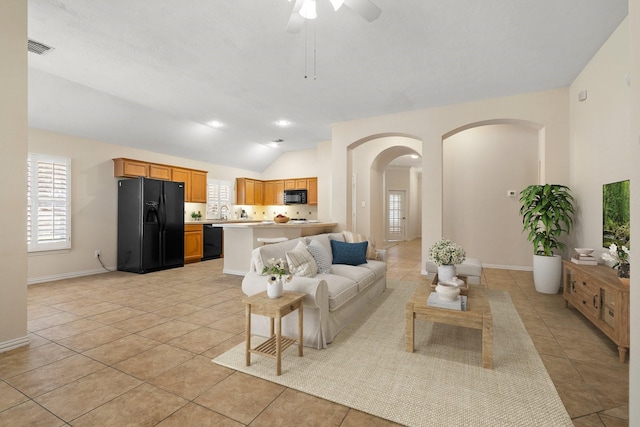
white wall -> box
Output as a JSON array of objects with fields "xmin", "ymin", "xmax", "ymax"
[
  {"xmin": 569, "ymin": 20, "xmax": 631, "ymax": 258},
  {"xmin": 27, "ymin": 128, "xmax": 259, "ymax": 283},
  {"xmin": 260, "ymin": 148, "xmax": 320, "ymax": 180},
  {"xmin": 629, "ymin": 0, "xmax": 640, "ymax": 421},
  {"xmin": 0, "ymin": 0, "xmax": 28, "ymax": 352},
  {"xmin": 332, "ymin": 89, "xmax": 570, "ymax": 273},
  {"xmin": 443, "ymin": 124, "xmax": 538, "ymax": 268},
  {"xmin": 569, "ymin": 15, "xmax": 638, "ymax": 424}
]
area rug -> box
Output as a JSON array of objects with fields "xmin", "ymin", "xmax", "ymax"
[{"xmin": 213, "ymin": 281, "xmax": 572, "ymax": 426}]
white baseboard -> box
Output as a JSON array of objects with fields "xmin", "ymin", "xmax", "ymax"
[
  {"xmin": 28, "ymin": 267, "xmax": 115, "ymax": 285},
  {"xmin": 422, "ymin": 265, "xmax": 532, "ymax": 276},
  {"xmin": 0, "ymin": 335, "xmax": 29, "ymax": 353},
  {"xmin": 223, "ymin": 268, "xmax": 248, "ymax": 276},
  {"xmin": 482, "ymin": 264, "xmax": 532, "ymax": 271}
]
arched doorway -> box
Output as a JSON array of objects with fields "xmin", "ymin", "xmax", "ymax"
[
  {"xmin": 441, "ymin": 119, "xmax": 543, "ymax": 268},
  {"xmin": 347, "ymin": 134, "xmax": 422, "ymax": 246}
]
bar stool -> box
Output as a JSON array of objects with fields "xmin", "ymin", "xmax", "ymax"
[{"xmin": 257, "ymin": 237, "xmax": 289, "ymax": 245}]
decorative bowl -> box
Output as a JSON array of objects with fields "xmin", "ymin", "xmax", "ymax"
[
  {"xmin": 435, "ymin": 283, "xmax": 461, "ymax": 301},
  {"xmin": 442, "ymin": 278, "xmax": 465, "ymax": 287},
  {"xmin": 274, "ymin": 216, "xmax": 290, "ymax": 223},
  {"xmin": 575, "ymin": 248, "xmax": 594, "ymax": 256}
]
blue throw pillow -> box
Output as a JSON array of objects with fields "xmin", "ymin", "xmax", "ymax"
[{"xmin": 330, "ymin": 239, "xmax": 368, "ymax": 266}]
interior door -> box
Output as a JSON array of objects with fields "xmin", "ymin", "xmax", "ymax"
[{"xmin": 387, "ymin": 190, "xmax": 406, "ymax": 241}]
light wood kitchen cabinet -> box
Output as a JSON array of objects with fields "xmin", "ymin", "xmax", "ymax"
[
  {"xmin": 113, "ymin": 158, "xmax": 148, "ymax": 178},
  {"xmin": 263, "ymin": 180, "xmax": 285, "ymax": 205},
  {"xmin": 562, "ymin": 261, "xmax": 630, "ymax": 362},
  {"xmin": 254, "ymin": 180, "xmax": 264, "ymax": 205},
  {"xmin": 306, "ymin": 178, "xmax": 318, "ymax": 205},
  {"xmin": 236, "ymin": 178, "xmax": 255, "ymax": 205},
  {"xmin": 148, "ymin": 163, "xmax": 172, "ymax": 180},
  {"xmin": 190, "ymin": 170, "xmax": 207, "ymax": 203},
  {"xmin": 184, "ymin": 224, "xmax": 203, "ymax": 264},
  {"xmin": 275, "ymin": 180, "xmax": 285, "ymax": 205},
  {"xmin": 263, "ymin": 181, "xmax": 276, "ymax": 205},
  {"xmin": 237, "ymin": 177, "xmax": 315, "ymax": 205},
  {"xmin": 172, "ymin": 167, "xmax": 191, "ymax": 201},
  {"xmin": 114, "ymin": 158, "xmax": 208, "ymax": 203}
]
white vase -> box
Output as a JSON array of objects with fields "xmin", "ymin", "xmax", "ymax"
[
  {"xmin": 532, "ymin": 254, "xmax": 562, "ymax": 294},
  {"xmin": 438, "ymin": 265, "xmax": 456, "ymax": 282},
  {"xmin": 267, "ymin": 277, "xmax": 284, "ymax": 298}
]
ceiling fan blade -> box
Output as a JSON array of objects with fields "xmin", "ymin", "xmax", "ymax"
[
  {"xmin": 343, "ymin": 0, "xmax": 381, "ymax": 22},
  {"xmin": 286, "ymin": 0, "xmax": 305, "ymax": 33}
]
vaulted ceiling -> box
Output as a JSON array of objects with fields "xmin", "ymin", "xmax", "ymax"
[{"xmin": 28, "ymin": 0, "xmax": 628, "ymax": 172}]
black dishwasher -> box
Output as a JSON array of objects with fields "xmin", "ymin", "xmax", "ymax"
[{"xmin": 202, "ymin": 224, "xmax": 223, "ymax": 260}]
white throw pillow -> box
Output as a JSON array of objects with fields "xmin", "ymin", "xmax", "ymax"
[
  {"xmin": 307, "ymin": 239, "xmax": 332, "ymax": 274},
  {"xmin": 286, "ymin": 241, "xmax": 318, "ymax": 277}
]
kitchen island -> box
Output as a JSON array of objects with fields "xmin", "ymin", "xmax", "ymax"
[{"xmin": 214, "ymin": 221, "xmax": 337, "ymax": 275}]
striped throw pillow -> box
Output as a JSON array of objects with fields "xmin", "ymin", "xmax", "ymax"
[{"xmin": 286, "ymin": 241, "xmax": 318, "ymax": 277}]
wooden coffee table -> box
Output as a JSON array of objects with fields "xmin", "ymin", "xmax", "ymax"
[
  {"xmin": 405, "ymin": 282, "xmax": 493, "ymax": 369},
  {"xmin": 243, "ymin": 291, "xmax": 305, "ymax": 375}
]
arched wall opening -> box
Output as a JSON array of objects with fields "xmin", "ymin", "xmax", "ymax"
[
  {"xmin": 347, "ymin": 134, "xmax": 422, "ymax": 245},
  {"xmin": 441, "ymin": 119, "xmax": 544, "ymax": 269}
]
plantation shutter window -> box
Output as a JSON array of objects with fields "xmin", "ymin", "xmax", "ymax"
[
  {"xmin": 206, "ymin": 180, "xmax": 232, "ymax": 219},
  {"xmin": 27, "ymin": 153, "xmax": 71, "ymax": 252}
]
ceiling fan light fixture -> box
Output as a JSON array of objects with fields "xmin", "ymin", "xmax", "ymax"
[
  {"xmin": 328, "ymin": 0, "xmax": 344, "ymax": 11},
  {"xmin": 299, "ymin": 0, "xmax": 317, "ymax": 19}
]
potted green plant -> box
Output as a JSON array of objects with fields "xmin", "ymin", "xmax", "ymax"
[{"xmin": 519, "ymin": 184, "xmax": 575, "ymax": 294}]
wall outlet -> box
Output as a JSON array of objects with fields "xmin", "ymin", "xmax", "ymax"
[{"xmin": 94, "ymin": 249, "xmax": 101, "ymax": 258}]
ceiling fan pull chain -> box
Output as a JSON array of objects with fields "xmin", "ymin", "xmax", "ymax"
[
  {"xmin": 304, "ymin": 20, "xmax": 308, "ymax": 79},
  {"xmin": 313, "ymin": 25, "xmax": 317, "ymax": 80}
]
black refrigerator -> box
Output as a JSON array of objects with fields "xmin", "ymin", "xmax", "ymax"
[{"xmin": 117, "ymin": 177, "xmax": 185, "ymax": 273}]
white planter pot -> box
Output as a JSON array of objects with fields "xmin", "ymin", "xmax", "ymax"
[
  {"xmin": 267, "ymin": 277, "xmax": 284, "ymax": 298},
  {"xmin": 437, "ymin": 265, "xmax": 457, "ymax": 282},
  {"xmin": 532, "ymin": 254, "xmax": 562, "ymax": 294}
]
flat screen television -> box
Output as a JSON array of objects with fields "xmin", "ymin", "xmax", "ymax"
[{"xmin": 603, "ymin": 179, "xmax": 630, "ymax": 248}]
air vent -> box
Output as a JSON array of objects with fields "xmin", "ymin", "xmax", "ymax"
[{"xmin": 28, "ymin": 39, "xmax": 54, "ymax": 55}]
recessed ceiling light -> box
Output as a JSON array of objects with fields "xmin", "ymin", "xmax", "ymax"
[
  {"xmin": 268, "ymin": 138, "xmax": 284, "ymax": 148},
  {"xmin": 410, "ymin": 154, "xmax": 419, "ymax": 159},
  {"xmin": 275, "ymin": 120, "xmax": 291, "ymax": 127},
  {"xmin": 207, "ymin": 120, "xmax": 224, "ymax": 128}
]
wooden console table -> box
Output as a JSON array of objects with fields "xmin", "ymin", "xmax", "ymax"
[
  {"xmin": 243, "ymin": 291, "xmax": 305, "ymax": 375},
  {"xmin": 562, "ymin": 260, "xmax": 630, "ymax": 362}
]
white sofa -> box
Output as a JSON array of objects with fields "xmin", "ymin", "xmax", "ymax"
[{"xmin": 242, "ymin": 232, "xmax": 387, "ymax": 349}]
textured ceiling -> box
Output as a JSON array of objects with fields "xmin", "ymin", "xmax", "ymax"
[{"xmin": 27, "ymin": 0, "xmax": 628, "ymax": 172}]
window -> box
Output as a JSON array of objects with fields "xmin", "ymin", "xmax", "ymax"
[
  {"xmin": 206, "ymin": 179, "xmax": 232, "ymax": 219},
  {"xmin": 27, "ymin": 153, "xmax": 71, "ymax": 252}
]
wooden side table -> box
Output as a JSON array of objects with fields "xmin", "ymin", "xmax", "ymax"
[{"xmin": 243, "ymin": 291, "xmax": 305, "ymax": 375}]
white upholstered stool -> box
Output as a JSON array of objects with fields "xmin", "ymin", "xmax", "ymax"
[
  {"xmin": 426, "ymin": 258, "xmax": 483, "ymax": 284},
  {"xmin": 257, "ymin": 237, "xmax": 289, "ymax": 245}
]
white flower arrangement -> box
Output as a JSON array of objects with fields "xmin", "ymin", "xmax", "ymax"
[
  {"xmin": 428, "ymin": 239, "xmax": 466, "ymax": 266},
  {"xmin": 261, "ymin": 258, "xmax": 292, "ymax": 283},
  {"xmin": 601, "ymin": 243, "xmax": 630, "ymax": 268}
]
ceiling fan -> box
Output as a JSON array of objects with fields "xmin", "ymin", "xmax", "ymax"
[{"xmin": 286, "ymin": 0, "xmax": 382, "ymax": 33}]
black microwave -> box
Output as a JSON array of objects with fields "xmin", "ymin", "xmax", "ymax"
[{"xmin": 284, "ymin": 189, "xmax": 307, "ymax": 205}]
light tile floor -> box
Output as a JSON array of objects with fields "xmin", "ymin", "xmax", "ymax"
[{"xmin": 0, "ymin": 239, "xmax": 629, "ymax": 426}]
